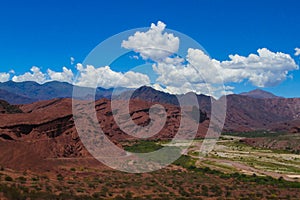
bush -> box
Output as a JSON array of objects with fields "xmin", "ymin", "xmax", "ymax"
[
  {"xmin": 125, "ymin": 191, "xmax": 133, "ymax": 199},
  {"xmin": 56, "ymin": 174, "xmax": 64, "ymax": 181},
  {"xmin": 92, "ymin": 192, "xmax": 101, "ymax": 198},
  {"xmin": 76, "ymin": 188, "xmax": 85, "ymax": 193},
  {"xmin": 100, "ymin": 186, "xmax": 109, "ymax": 197},
  {"xmin": 70, "ymin": 167, "xmax": 76, "ymax": 172},
  {"xmin": 31, "ymin": 176, "xmax": 39, "ymax": 181},
  {"xmin": 201, "ymin": 185, "xmax": 209, "ymax": 196},
  {"xmin": 5, "ymin": 176, "xmax": 13, "ymax": 181}
]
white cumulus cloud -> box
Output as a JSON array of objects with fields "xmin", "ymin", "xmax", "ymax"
[
  {"xmin": 7, "ymin": 64, "xmax": 150, "ymax": 89},
  {"xmin": 122, "ymin": 21, "xmax": 179, "ymax": 61},
  {"xmin": 47, "ymin": 67, "xmax": 74, "ymax": 83},
  {"xmin": 187, "ymin": 47, "xmax": 299, "ymax": 87},
  {"xmin": 75, "ymin": 64, "xmax": 150, "ymax": 88},
  {"xmin": 150, "ymin": 47, "xmax": 298, "ymax": 96},
  {"xmin": 12, "ymin": 66, "xmax": 46, "ymax": 84},
  {"xmin": 220, "ymin": 48, "xmax": 298, "ymax": 87}
]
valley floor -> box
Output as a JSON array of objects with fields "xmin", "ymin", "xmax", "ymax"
[{"xmin": 0, "ymin": 133, "xmax": 300, "ymax": 199}]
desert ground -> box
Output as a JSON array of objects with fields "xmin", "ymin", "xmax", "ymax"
[{"xmin": 0, "ymin": 132, "xmax": 300, "ymax": 199}]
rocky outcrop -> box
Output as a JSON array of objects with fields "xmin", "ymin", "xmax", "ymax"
[
  {"xmin": 0, "ymin": 98, "xmax": 209, "ymax": 166},
  {"xmin": 0, "ymin": 100, "xmax": 23, "ymax": 114}
]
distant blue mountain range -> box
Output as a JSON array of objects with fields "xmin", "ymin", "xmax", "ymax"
[{"xmin": 0, "ymin": 81, "xmax": 113, "ymax": 104}]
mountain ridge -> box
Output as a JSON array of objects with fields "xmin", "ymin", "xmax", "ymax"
[
  {"xmin": 0, "ymin": 81, "xmax": 113, "ymax": 104},
  {"xmin": 0, "ymin": 81, "xmax": 289, "ymax": 105},
  {"xmin": 240, "ymin": 89, "xmax": 280, "ymax": 99},
  {"xmin": 0, "ymin": 82, "xmax": 300, "ymax": 170},
  {"xmin": 0, "ymin": 81, "xmax": 299, "ymax": 133}
]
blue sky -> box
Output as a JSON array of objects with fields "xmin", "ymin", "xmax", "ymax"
[{"xmin": 0, "ymin": 0, "xmax": 300, "ymax": 97}]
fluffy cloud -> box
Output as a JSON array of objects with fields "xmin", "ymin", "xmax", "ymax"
[
  {"xmin": 12, "ymin": 66, "xmax": 46, "ymax": 84},
  {"xmin": 0, "ymin": 73, "xmax": 10, "ymax": 82},
  {"xmin": 47, "ymin": 67, "xmax": 74, "ymax": 83},
  {"xmin": 152, "ymin": 50, "xmax": 231, "ymax": 96},
  {"xmin": 152, "ymin": 81, "xmax": 227, "ymax": 97},
  {"xmin": 122, "ymin": 21, "xmax": 179, "ymax": 61},
  {"xmin": 295, "ymin": 48, "xmax": 300, "ymax": 56},
  {"xmin": 12, "ymin": 66, "xmax": 74, "ymax": 84},
  {"xmin": 75, "ymin": 64, "xmax": 150, "ymax": 88},
  {"xmin": 152, "ymin": 48, "xmax": 298, "ymax": 96},
  {"xmin": 220, "ymin": 48, "xmax": 298, "ymax": 87},
  {"xmin": 5, "ymin": 64, "xmax": 150, "ymax": 89}
]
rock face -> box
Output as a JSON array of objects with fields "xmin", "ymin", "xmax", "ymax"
[
  {"xmin": 0, "ymin": 99, "xmax": 82, "ymax": 159},
  {"xmin": 223, "ymin": 95, "xmax": 300, "ymax": 132},
  {"xmin": 0, "ymin": 98, "xmax": 209, "ymax": 169},
  {"xmin": 0, "ymin": 100, "xmax": 23, "ymax": 114},
  {"xmin": 117, "ymin": 87, "xmax": 300, "ymax": 132}
]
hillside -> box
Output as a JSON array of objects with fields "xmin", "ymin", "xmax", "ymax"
[
  {"xmin": 223, "ymin": 94, "xmax": 300, "ymax": 132},
  {"xmin": 0, "ymin": 98, "xmax": 209, "ymax": 170},
  {"xmin": 240, "ymin": 89, "xmax": 280, "ymax": 99},
  {"xmin": 0, "ymin": 81, "xmax": 300, "ymax": 133}
]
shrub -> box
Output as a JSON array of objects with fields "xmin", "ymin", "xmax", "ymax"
[
  {"xmin": 76, "ymin": 188, "xmax": 85, "ymax": 193},
  {"xmin": 56, "ymin": 174, "xmax": 64, "ymax": 181},
  {"xmin": 125, "ymin": 191, "xmax": 133, "ymax": 199},
  {"xmin": 92, "ymin": 192, "xmax": 101, "ymax": 198},
  {"xmin": 5, "ymin": 176, "xmax": 13, "ymax": 181},
  {"xmin": 201, "ymin": 185, "xmax": 209, "ymax": 196},
  {"xmin": 100, "ymin": 186, "xmax": 108, "ymax": 197},
  {"xmin": 70, "ymin": 167, "xmax": 76, "ymax": 172},
  {"xmin": 31, "ymin": 177, "xmax": 39, "ymax": 181}
]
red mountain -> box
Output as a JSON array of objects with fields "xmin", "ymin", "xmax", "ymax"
[
  {"xmin": 0, "ymin": 98, "xmax": 209, "ymax": 169},
  {"xmin": 223, "ymin": 94, "xmax": 300, "ymax": 132},
  {"xmin": 240, "ymin": 89, "xmax": 280, "ymax": 99}
]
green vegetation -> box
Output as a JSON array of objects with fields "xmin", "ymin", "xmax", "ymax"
[
  {"xmin": 124, "ymin": 140, "xmax": 163, "ymax": 153},
  {"xmin": 56, "ymin": 174, "xmax": 64, "ymax": 181},
  {"xmin": 210, "ymin": 137, "xmax": 300, "ymax": 174},
  {"xmin": 70, "ymin": 167, "xmax": 76, "ymax": 172},
  {"xmin": 174, "ymin": 154, "xmax": 300, "ymax": 189},
  {"xmin": 220, "ymin": 172, "xmax": 300, "ymax": 188},
  {"xmin": 223, "ymin": 131, "xmax": 286, "ymax": 138},
  {"xmin": 173, "ymin": 155, "xmax": 196, "ymax": 169},
  {"xmin": 0, "ymin": 183, "xmax": 100, "ymax": 200},
  {"xmin": 4, "ymin": 176, "xmax": 13, "ymax": 181},
  {"xmin": 31, "ymin": 176, "xmax": 39, "ymax": 181}
]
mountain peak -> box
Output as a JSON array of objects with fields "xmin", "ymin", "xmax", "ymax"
[{"xmin": 240, "ymin": 89, "xmax": 279, "ymax": 99}]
